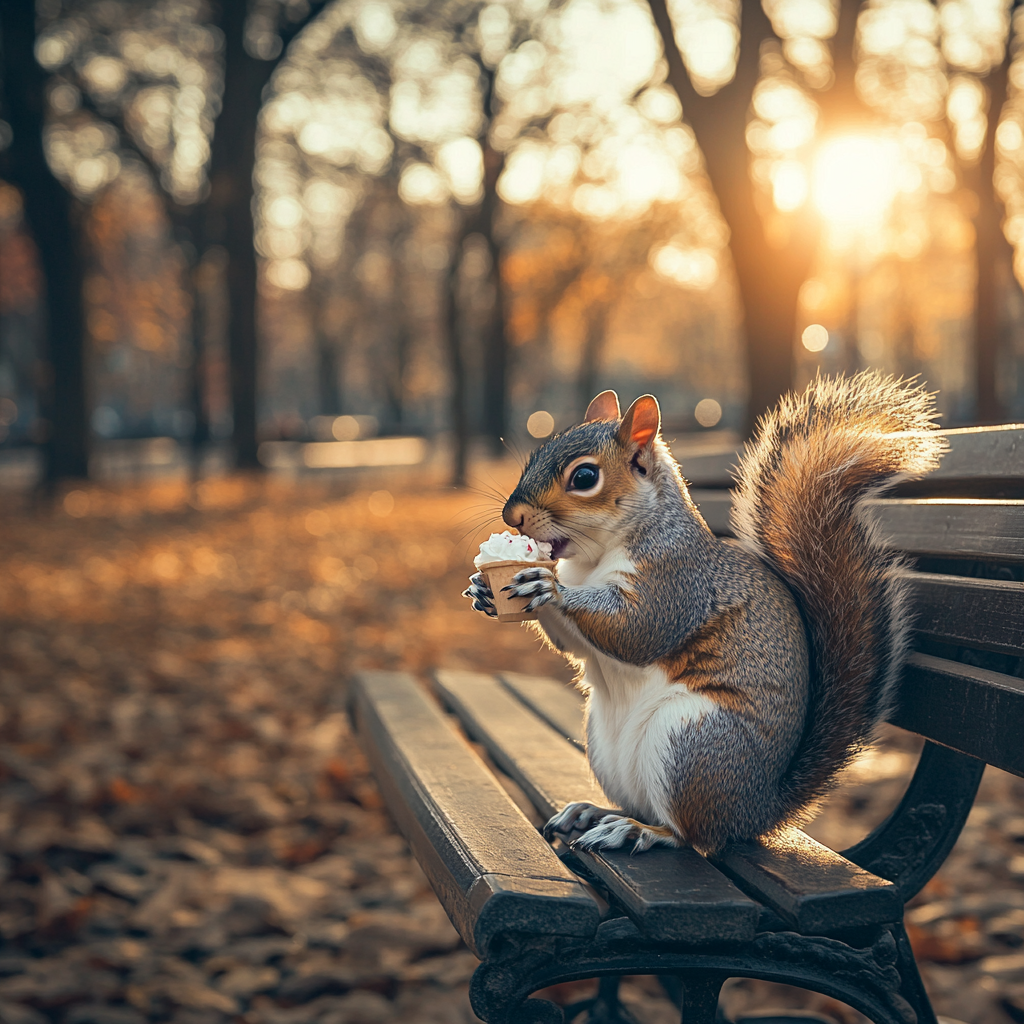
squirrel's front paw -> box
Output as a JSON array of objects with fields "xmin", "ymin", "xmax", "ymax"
[
  {"xmin": 503, "ymin": 565, "xmax": 560, "ymax": 612},
  {"xmin": 462, "ymin": 571, "xmax": 497, "ymax": 618}
]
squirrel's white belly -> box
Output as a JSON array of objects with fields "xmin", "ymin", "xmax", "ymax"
[{"xmin": 582, "ymin": 653, "xmax": 719, "ymax": 827}]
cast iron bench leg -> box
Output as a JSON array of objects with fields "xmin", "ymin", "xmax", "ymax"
[
  {"xmin": 562, "ymin": 976, "xmax": 641, "ymax": 1023},
  {"xmin": 680, "ymin": 974, "xmax": 725, "ymax": 1023},
  {"xmin": 560, "ymin": 973, "xmax": 724, "ymax": 1024}
]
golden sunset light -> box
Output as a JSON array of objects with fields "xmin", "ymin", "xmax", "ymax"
[{"xmin": 811, "ymin": 135, "xmax": 902, "ymax": 229}]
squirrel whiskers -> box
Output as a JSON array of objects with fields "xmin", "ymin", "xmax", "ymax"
[{"xmin": 464, "ymin": 374, "xmax": 944, "ymax": 854}]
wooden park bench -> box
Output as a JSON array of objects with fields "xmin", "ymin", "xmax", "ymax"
[{"xmin": 350, "ymin": 423, "xmax": 1024, "ymax": 1024}]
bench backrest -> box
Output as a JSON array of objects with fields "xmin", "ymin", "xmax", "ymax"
[{"xmin": 674, "ymin": 424, "xmax": 1024, "ymax": 779}]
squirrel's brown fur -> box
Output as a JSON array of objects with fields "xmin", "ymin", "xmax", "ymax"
[{"xmin": 730, "ymin": 371, "xmax": 945, "ymax": 824}]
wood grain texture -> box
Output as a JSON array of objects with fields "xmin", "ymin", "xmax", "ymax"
[
  {"xmin": 892, "ymin": 653, "xmax": 1024, "ymax": 777},
  {"xmin": 907, "ymin": 571, "xmax": 1024, "ymax": 656},
  {"xmin": 498, "ymin": 671, "xmax": 586, "ymax": 749},
  {"xmin": 439, "ymin": 671, "xmax": 907, "ymax": 939},
  {"xmin": 693, "ymin": 490, "xmax": 1024, "ymax": 565},
  {"xmin": 351, "ymin": 671, "xmax": 599, "ymax": 956},
  {"xmin": 435, "ymin": 669, "xmax": 602, "ymax": 814},
  {"xmin": 870, "ymin": 498, "xmax": 1024, "ymax": 562},
  {"xmin": 713, "ymin": 829, "xmax": 902, "ymax": 934},
  {"xmin": 434, "ymin": 669, "xmax": 760, "ymax": 944},
  {"xmin": 675, "ymin": 424, "xmax": 1024, "ymax": 490},
  {"xmin": 935, "ymin": 424, "xmax": 1024, "ymax": 480}
]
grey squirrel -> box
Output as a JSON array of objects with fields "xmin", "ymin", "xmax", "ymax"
[{"xmin": 463, "ymin": 372, "xmax": 944, "ymax": 854}]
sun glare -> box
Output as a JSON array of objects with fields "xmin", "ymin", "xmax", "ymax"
[{"xmin": 811, "ymin": 136, "xmax": 901, "ymax": 228}]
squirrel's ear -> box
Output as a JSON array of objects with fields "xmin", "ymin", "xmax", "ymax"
[
  {"xmin": 584, "ymin": 390, "xmax": 620, "ymax": 422},
  {"xmin": 618, "ymin": 395, "xmax": 661, "ymax": 449}
]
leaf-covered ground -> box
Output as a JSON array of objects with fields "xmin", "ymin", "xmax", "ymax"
[{"xmin": 0, "ymin": 469, "xmax": 1021, "ymax": 1024}]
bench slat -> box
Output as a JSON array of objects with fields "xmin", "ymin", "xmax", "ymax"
[
  {"xmin": 691, "ymin": 490, "xmax": 1024, "ymax": 565},
  {"xmin": 498, "ymin": 672, "xmax": 586, "ymax": 749},
  {"xmin": 933, "ymin": 424, "xmax": 1024, "ymax": 481},
  {"xmin": 434, "ymin": 669, "xmax": 760, "ymax": 945},
  {"xmin": 892, "ymin": 653, "xmax": 1024, "ymax": 777},
  {"xmin": 712, "ymin": 830, "xmax": 903, "ymax": 934},
  {"xmin": 351, "ymin": 672, "xmax": 599, "ymax": 957},
  {"xmin": 872, "ymin": 498, "xmax": 1024, "ymax": 562},
  {"xmin": 678, "ymin": 425, "xmax": 1024, "ymax": 490},
  {"xmin": 907, "ymin": 572, "xmax": 1024, "ymax": 656},
  {"xmin": 439, "ymin": 671, "xmax": 902, "ymax": 936},
  {"xmin": 614, "ymin": 506, "xmax": 1024, "ymax": 654}
]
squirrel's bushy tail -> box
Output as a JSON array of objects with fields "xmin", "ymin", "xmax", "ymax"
[{"xmin": 731, "ymin": 371, "xmax": 944, "ymax": 826}]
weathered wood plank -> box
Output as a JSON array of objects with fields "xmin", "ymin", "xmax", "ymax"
[
  {"xmin": 498, "ymin": 672, "xmax": 585, "ymax": 749},
  {"xmin": 435, "ymin": 670, "xmax": 605, "ymax": 818},
  {"xmin": 934, "ymin": 425, "xmax": 1024, "ymax": 481},
  {"xmin": 870, "ymin": 499, "xmax": 1024, "ymax": 562},
  {"xmin": 891, "ymin": 653, "xmax": 1024, "ymax": 777},
  {"xmin": 676, "ymin": 425, "xmax": 1024, "ymax": 489},
  {"xmin": 434, "ymin": 669, "xmax": 760, "ymax": 945},
  {"xmin": 439, "ymin": 670, "xmax": 903, "ymax": 937},
  {"xmin": 907, "ymin": 572, "xmax": 1024, "ymax": 656},
  {"xmin": 713, "ymin": 829, "xmax": 903, "ymax": 933},
  {"xmin": 693, "ymin": 491, "xmax": 1024, "ymax": 564},
  {"xmin": 351, "ymin": 672, "xmax": 598, "ymax": 957}
]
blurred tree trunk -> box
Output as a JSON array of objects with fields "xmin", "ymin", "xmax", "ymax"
[
  {"xmin": 818, "ymin": 0, "xmax": 873, "ymax": 133},
  {"xmin": 444, "ymin": 70, "xmax": 506, "ymax": 480},
  {"xmin": 311, "ymin": 276, "xmax": 343, "ymax": 418},
  {"xmin": 647, "ymin": 0, "xmax": 866, "ymax": 433},
  {"xmin": 444, "ymin": 234, "xmax": 469, "ymax": 487},
  {"xmin": 1, "ymin": 0, "xmax": 90, "ymax": 483},
  {"xmin": 207, "ymin": 0, "xmax": 326, "ymax": 470},
  {"xmin": 176, "ymin": 207, "xmax": 211, "ymax": 475},
  {"xmin": 969, "ymin": 47, "xmax": 1013, "ymax": 423},
  {"xmin": 207, "ymin": 0, "xmax": 270, "ymax": 470},
  {"xmin": 576, "ymin": 286, "xmax": 613, "ymax": 417},
  {"xmin": 480, "ymin": 140, "xmax": 507, "ymax": 454}
]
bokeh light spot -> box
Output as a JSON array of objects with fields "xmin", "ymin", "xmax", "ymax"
[
  {"xmin": 527, "ymin": 410, "xmax": 555, "ymax": 438},
  {"xmin": 802, "ymin": 324, "xmax": 830, "ymax": 352},
  {"xmin": 812, "ymin": 136, "xmax": 900, "ymax": 227},
  {"xmin": 694, "ymin": 399, "xmax": 723, "ymax": 428}
]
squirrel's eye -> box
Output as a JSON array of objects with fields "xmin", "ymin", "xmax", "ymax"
[{"xmin": 568, "ymin": 464, "xmax": 601, "ymax": 492}]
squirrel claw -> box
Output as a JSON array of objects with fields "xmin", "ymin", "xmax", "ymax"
[
  {"xmin": 571, "ymin": 814, "xmax": 680, "ymax": 855},
  {"xmin": 464, "ymin": 572, "xmax": 496, "ymax": 617},
  {"xmin": 511, "ymin": 565, "xmax": 554, "ymax": 584},
  {"xmin": 543, "ymin": 801, "xmax": 620, "ymax": 841},
  {"xmin": 505, "ymin": 567, "xmax": 560, "ymax": 609}
]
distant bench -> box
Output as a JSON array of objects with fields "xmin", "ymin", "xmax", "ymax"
[{"xmin": 352, "ymin": 423, "xmax": 1024, "ymax": 1024}]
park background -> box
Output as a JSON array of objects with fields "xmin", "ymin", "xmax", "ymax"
[{"xmin": 1, "ymin": 1, "xmax": 1024, "ymax": 1022}]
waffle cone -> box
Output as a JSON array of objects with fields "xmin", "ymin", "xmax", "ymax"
[{"xmin": 478, "ymin": 559, "xmax": 558, "ymax": 622}]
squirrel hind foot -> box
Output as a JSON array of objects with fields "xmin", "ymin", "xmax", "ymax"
[
  {"xmin": 570, "ymin": 814, "xmax": 681, "ymax": 855},
  {"xmin": 542, "ymin": 801, "xmax": 619, "ymax": 841}
]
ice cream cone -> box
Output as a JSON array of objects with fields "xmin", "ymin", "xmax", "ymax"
[{"xmin": 479, "ymin": 559, "xmax": 558, "ymax": 622}]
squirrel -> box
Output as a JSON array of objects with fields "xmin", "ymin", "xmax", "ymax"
[{"xmin": 463, "ymin": 372, "xmax": 944, "ymax": 855}]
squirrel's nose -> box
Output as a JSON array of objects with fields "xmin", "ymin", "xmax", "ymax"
[{"xmin": 503, "ymin": 502, "xmax": 528, "ymax": 530}]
